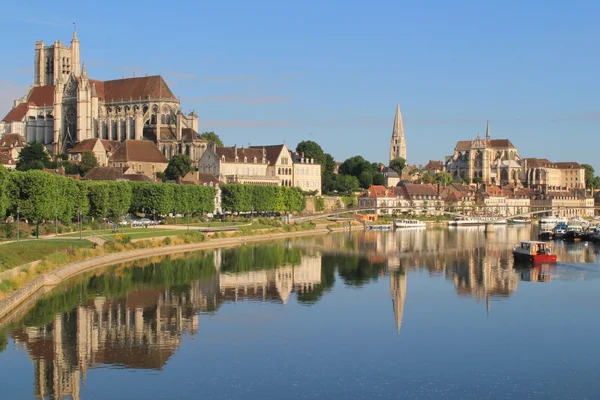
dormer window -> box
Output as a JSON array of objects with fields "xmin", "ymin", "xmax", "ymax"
[
  {"xmin": 235, "ymin": 156, "xmax": 239, "ymax": 162},
  {"xmin": 253, "ymin": 157, "xmax": 257, "ymax": 163},
  {"xmin": 244, "ymin": 156, "xmax": 247, "ymax": 163},
  {"xmin": 221, "ymin": 155, "xmax": 225, "ymax": 162}
]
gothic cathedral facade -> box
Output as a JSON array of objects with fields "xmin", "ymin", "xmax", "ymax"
[{"xmin": 1, "ymin": 33, "xmax": 207, "ymax": 162}]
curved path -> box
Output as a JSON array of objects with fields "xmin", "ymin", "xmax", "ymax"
[{"xmin": 0, "ymin": 226, "xmax": 352, "ymax": 324}]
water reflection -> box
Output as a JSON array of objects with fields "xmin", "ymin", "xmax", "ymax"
[{"xmin": 2, "ymin": 226, "xmax": 600, "ymax": 399}]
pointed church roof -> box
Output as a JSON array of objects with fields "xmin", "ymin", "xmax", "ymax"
[
  {"xmin": 485, "ymin": 120, "xmax": 491, "ymax": 139},
  {"xmin": 392, "ymin": 104, "xmax": 404, "ymax": 139}
]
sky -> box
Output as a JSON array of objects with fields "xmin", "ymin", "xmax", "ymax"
[{"xmin": 1, "ymin": 0, "xmax": 599, "ymax": 170}]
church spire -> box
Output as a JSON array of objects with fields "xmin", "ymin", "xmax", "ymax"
[
  {"xmin": 485, "ymin": 120, "xmax": 491, "ymax": 140},
  {"xmin": 389, "ymin": 104, "xmax": 407, "ymax": 162}
]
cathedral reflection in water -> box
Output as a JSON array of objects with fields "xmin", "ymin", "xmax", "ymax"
[{"xmin": 7, "ymin": 226, "xmax": 597, "ymax": 399}]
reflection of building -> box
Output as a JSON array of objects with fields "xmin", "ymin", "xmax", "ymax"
[
  {"xmin": 13, "ymin": 280, "xmax": 215, "ymax": 400},
  {"xmin": 389, "ymin": 272, "xmax": 406, "ymax": 333},
  {"xmin": 218, "ymin": 255, "xmax": 322, "ymax": 305},
  {"xmin": 445, "ymin": 247, "xmax": 519, "ymax": 312}
]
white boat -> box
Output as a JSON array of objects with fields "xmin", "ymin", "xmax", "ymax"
[
  {"xmin": 508, "ymin": 218, "xmax": 531, "ymax": 225},
  {"xmin": 448, "ymin": 216, "xmax": 507, "ymax": 226},
  {"xmin": 540, "ymin": 216, "xmax": 558, "ymax": 224},
  {"xmin": 394, "ymin": 219, "xmax": 426, "ymax": 228}
]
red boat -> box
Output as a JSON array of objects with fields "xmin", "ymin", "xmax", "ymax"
[{"xmin": 513, "ymin": 241, "xmax": 557, "ymax": 263}]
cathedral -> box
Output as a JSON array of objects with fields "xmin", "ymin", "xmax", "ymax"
[{"xmin": 0, "ymin": 33, "xmax": 207, "ymax": 160}]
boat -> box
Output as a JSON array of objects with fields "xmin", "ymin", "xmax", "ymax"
[
  {"xmin": 540, "ymin": 216, "xmax": 558, "ymax": 225},
  {"xmin": 394, "ymin": 219, "xmax": 426, "ymax": 229},
  {"xmin": 513, "ymin": 241, "xmax": 557, "ymax": 263},
  {"xmin": 508, "ymin": 218, "xmax": 531, "ymax": 225},
  {"xmin": 539, "ymin": 225, "xmax": 554, "ymax": 240},
  {"xmin": 564, "ymin": 224, "xmax": 584, "ymax": 241},
  {"xmin": 552, "ymin": 223, "xmax": 567, "ymax": 239},
  {"xmin": 589, "ymin": 227, "xmax": 600, "ymax": 243},
  {"xmin": 366, "ymin": 224, "xmax": 392, "ymax": 231},
  {"xmin": 448, "ymin": 216, "xmax": 507, "ymax": 226}
]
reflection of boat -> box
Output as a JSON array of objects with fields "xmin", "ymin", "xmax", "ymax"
[
  {"xmin": 394, "ymin": 219, "xmax": 426, "ymax": 229},
  {"xmin": 513, "ymin": 241, "xmax": 557, "ymax": 263}
]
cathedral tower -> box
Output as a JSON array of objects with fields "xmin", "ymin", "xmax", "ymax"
[
  {"xmin": 34, "ymin": 31, "xmax": 81, "ymax": 87},
  {"xmin": 389, "ymin": 104, "xmax": 407, "ymax": 162}
]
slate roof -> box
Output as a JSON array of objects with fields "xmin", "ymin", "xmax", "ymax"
[
  {"xmin": 216, "ymin": 146, "xmax": 264, "ymax": 163},
  {"xmin": 250, "ymin": 144, "xmax": 285, "ymax": 165},
  {"xmin": 108, "ymin": 140, "xmax": 168, "ymax": 163}
]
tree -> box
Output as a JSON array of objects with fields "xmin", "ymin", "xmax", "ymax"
[
  {"xmin": 433, "ymin": 172, "xmax": 453, "ymax": 186},
  {"xmin": 16, "ymin": 142, "xmax": 51, "ymax": 171},
  {"xmin": 420, "ymin": 172, "xmax": 434, "ymax": 184},
  {"xmin": 79, "ymin": 151, "xmax": 99, "ymax": 176},
  {"xmin": 165, "ymin": 154, "xmax": 192, "ymax": 181},
  {"xmin": 333, "ymin": 175, "xmax": 360, "ymax": 194},
  {"xmin": 581, "ymin": 164, "xmax": 599, "ymax": 189},
  {"xmin": 0, "ymin": 165, "xmax": 8, "ymax": 219},
  {"xmin": 389, "ymin": 157, "xmax": 406, "ymax": 175},
  {"xmin": 296, "ymin": 141, "xmax": 337, "ymax": 194},
  {"xmin": 199, "ymin": 132, "xmax": 224, "ymax": 147}
]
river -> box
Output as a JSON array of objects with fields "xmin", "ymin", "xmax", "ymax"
[{"xmin": 0, "ymin": 225, "xmax": 599, "ymax": 399}]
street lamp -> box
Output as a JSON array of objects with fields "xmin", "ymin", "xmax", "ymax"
[
  {"xmin": 78, "ymin": 207, "xmax": 83, "ymax": 240},
  {"xmin": 16, "ymin": 205, "xmax": 20, "ymax": 242}
]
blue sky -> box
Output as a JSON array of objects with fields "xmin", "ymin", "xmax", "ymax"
[{"xmin": 1, "ymin": 0, "xmax": 599, "ymax": 170}]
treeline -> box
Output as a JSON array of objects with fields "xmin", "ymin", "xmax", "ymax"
[
  {"xmin": 0, "ymin": 167, "xmax": 307, "ymax": 223},
  {"xmin": 0, "ymin": 168, "xmax": 216, "ymax": 222},
  {"xmin": 221, "ymin": 184, "xmax": 305, "ymax": 213}
]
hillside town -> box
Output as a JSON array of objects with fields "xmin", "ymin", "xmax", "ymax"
[{"xmin": 0, "ymin": 33, "xmax": 597, "ymax": 219}]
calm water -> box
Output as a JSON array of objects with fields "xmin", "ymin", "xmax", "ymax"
[{"xmin": 1, "ymin": 225, "xmax": 599, "ymax": 400}]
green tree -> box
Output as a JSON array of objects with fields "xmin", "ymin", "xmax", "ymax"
[
  {"xmin": 296, "ymin": 141, "xmax": 325, "ymax": 164},
  {"xmin": 199, "ymin": 131, "xmax": 224, "ymax": 147},
  {"xmin": 165, "ymin": 154, "xmax": 192, "ymax": 181},
  {"xmin": 433, "ymin": 172, "xmax": 453, "ymax": 185},
  {"xmin": 79, "ymin": 151, "xmax": 99, "ymax": 176},
  {"xmin": 581, "ymin": 164, "xmax": 599, "ymax": 189},
  {"xmin": 0, "ymin": 165, "xmax": 8, "ymax": 218},
  {"xmin": 16, "ymin": 142, "xmax": 51, "ymax": 171},
  {"xmin": 420, "ymin": 172, "xmax": 434, "ymax": 184},
  {"xmin": 333, "ymin": 174, "xmax": 360, "ymax": 194},
  {"xmin": 389, "ymin": 157, "xmax": 406, "ymax": 175}
]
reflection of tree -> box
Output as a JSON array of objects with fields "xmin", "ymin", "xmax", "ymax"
[
  {"xmin": 296, "ymin": 261, "xmax": 335, "ymax": 305},
  {"xmin": 220, "ymin": 245, "xmax": 302, "ymax": 273},
  {"xmin": 331, "ymin": 254, "xmax": 385, "ymax": 287}
]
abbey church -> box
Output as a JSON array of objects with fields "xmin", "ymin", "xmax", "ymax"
[{"xmin": 1, "ymin": 33, "xmax": 207, "ymax": 159}]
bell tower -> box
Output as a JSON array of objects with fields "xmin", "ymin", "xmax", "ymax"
[{"xmin": 389, "ymin": 104, "xmax": 407, "ymax": 162}]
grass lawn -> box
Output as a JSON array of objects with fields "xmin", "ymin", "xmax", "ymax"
[
  {"xmin": 60, "ymin": 227, "xmax": 177, "ymax": 238},
  {"xmin": 0, "ymin": 239, "xmax": 94, "ymax": 272}
]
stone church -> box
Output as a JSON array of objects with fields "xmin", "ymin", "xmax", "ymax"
[
  {"xmin": 1, "ymin": 32, "xmax": 207, "ymax": 160},
  {"xmin": 389, "ymin": 104, "xmax": 407, "ymax": 162}
]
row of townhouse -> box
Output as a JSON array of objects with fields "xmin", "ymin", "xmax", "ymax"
[{"xmin": 358, "ymin": 182, "xmax": 595, "ymax": 217}]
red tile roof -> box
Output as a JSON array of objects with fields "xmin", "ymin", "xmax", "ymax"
[
  {"xmin": 359, "ymin": 185, "xmax": 395, "ymax": 198},
  {"xmin": 2, "ymin": 103, "xmax": 30, "ymax": 122},
  {"xmin": 69, "ymin": 138, "xmax": 101, "ymax": 153},
  {"xmin": 394, "ymin": 183, "xmax": 439, "ymax": 199},
  {"xmin": 423, "ymin": 160, "xmax": 444, "ymax": 171},
  {"xmin": 103, "ymin": 76, "xmax": 176, "ymax": 103},
  {"xmin": 108, "ymin": 140, "xmax": 168, "ymax": 163},
  {"xmin": 524, "ymin": 158, "xmax": 582, "ymax": 169},
  {"xmin": 0, "ymin": 133, "xmax": 26, "ymax": 148},
  {"xmin": 28, "ymin": 85, "xmax": 55, "ymax": 106}
]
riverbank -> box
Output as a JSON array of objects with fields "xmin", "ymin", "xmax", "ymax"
[{"xmin": 0, "ymin": 224, "xmax": 354, "ymax": 323}]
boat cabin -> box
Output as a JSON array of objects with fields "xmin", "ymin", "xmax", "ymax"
[{"xmin": 517, "ymin": 241, "xmax": 551, "ymax": 256}]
